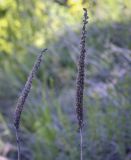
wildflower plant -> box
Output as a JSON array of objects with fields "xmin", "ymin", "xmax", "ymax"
[
  {"xmin": 75, "ymin": 8, "xmax": 88, "ymax": 160},
  {"xmin": 13, "ymin": 48, "xmax": 47, "ymax": 160}
]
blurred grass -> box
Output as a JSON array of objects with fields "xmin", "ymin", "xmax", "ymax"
[{"xmin": 0, "ymin": 0, "xmax": 131, "ymax": 160}]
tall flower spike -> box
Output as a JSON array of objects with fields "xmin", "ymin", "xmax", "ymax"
[
  {"xmin": 76, "ymin": 8, "xmax": 88, "ymax": 131},
  {"xmin": 13, "ymin": 48, "xmax": 47, "ymax": 160},
  {"xmin": 14, "ymin": 48, "xmax": 47, "ymax": 130}
]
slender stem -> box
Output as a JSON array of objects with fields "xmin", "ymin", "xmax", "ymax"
[
  {"xmin": 80, "ymin": 128, "xmax": 83, "ymax": 160},
  {"xmin": 15, "ymin": 127, "xmax": 20, "ymax": 160}
]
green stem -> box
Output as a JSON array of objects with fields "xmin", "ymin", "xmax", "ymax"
[
  {"xmin": 15, "ymin": 127, "xmax": 20, "ymax": 160},
  {"xmin": 80, "ymin": 128, "xmax": 83, "ymax": 160}
]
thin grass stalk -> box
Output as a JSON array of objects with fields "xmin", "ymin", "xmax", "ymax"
[
  {"xmin": 15, "ymin": 127, "xmax": 20, "ymax": 160},
  {"xmin": 75, "ymin": 8, "xmax": 88, "ymax": 160},
  {"xmin": 13, "ymin": 48, "xmax": 47, "ymax": 160},
  {"xmin": 80, "ymin": 128, "xmax": 83, "ymax": 160}
]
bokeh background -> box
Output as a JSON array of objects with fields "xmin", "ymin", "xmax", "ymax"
[{"xmin": 0, "ymin": 0, "xmax": 131, "ymax": 160}]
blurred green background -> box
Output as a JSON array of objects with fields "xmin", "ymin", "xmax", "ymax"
[{"xmin": 0, "ymin": 0, "xmax": 131, "ymax": 160}]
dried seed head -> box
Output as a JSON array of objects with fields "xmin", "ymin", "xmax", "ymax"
[
  {"xmin": 76, "ymin": 9, "xmax": 88, "ymax": 130},
  {"xmin": 14, "ymin": 48, "xmax": 47, "ymax": 129}
]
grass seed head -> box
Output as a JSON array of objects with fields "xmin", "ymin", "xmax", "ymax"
[
  {"xmin": 14, "ymin": 48, "xmax": 47, "ymax": 130},
  {"xmin": 76, "ymin": 9, "xmax": 88, "ymax": 130}
]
